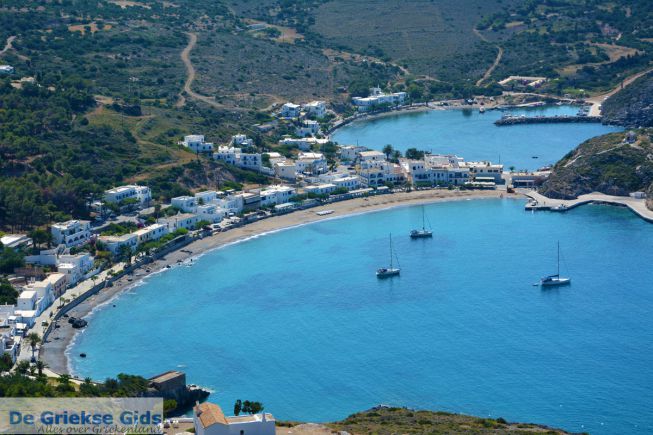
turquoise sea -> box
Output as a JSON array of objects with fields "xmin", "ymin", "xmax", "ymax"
[
  {"xmin": 331, "ymin": 106, "xmax": 622, "ymax": 170},
  {"xmin": 70, "ymin": 199, "xmax": 653, "ymax": 435}
]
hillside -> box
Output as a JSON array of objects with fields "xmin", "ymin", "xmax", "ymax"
[
  {"xmin": 2, "ymin": 0, "xmax": 653, "ymax": 230},
  {"xmin": 602, "ymin": 72, "xmax": 653, "ymax": 127},
  {"xmin": 539, "ymin": 129, "xmax": 653, "ymax": 210},
  {"xmin": 280, "ymin": 407, "xmax": 575, "ymax": 434}
]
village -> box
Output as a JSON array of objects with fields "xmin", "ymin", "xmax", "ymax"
[{"xmin": 0, "ymin": 84, "xmax": 560, "ymax": 373}]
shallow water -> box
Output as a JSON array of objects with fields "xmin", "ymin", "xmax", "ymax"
[
  {"xmin": 71, "ymin": 199, "xmax": 653, "ymax": 434},
  {"xmin": 331, "ymin": 106, "xmax": 621, "ymax": 170}
]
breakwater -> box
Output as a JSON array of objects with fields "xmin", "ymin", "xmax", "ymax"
[{"xmin": 495, "ymin": 115, "xmax": 602, "ymax": 126}]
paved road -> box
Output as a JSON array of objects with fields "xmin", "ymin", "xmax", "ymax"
[{"xmin": 17, "ymin": 263, "xmax": 126, "ymax": 364}]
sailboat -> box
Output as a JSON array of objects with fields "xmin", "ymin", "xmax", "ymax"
[
  {"xmin": 540, "ymin": 241, "xmax": 571, "ymax": 287},
  {"xmin": 410, "ymin": 206, "xmax": 433, "ymax": 238},
  {"xmin": 377, "ymin": 233, "xmax": 400, "ymax": 278}
]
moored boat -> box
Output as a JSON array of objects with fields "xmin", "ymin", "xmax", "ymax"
[
  {"xmin": 377, "ymin": 233, "xmax": 401, "ymax": 278},
  {"xmin": 540, "ymin": 242, "xmax": 571, "ymax": 287}
]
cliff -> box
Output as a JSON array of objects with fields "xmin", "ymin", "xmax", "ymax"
[
  {"xmin": 602, "ymin": 72, "xmax": 653, "ymax": 127},
  {"xmin": 539, "ymin": 130, "xmax": 653, "ymax": 210}
]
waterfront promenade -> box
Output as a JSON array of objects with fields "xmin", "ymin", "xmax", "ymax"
[{"xmin": 520, "ymin": 190, "xmax": 653, "ymax": 222}]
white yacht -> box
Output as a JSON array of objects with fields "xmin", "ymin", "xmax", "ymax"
[
  {"xmin": 540, "ymin": 242, "xmax": 571, "ymax": 287},
  {"xmin": 410, "ymin": 205, "xmax": 433, "ymax": 239},
  {"xmin": 377, "ymin": 233, "xmax": 400, "ymax": 278}
]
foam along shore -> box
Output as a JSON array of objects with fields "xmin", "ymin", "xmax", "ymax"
[{"xmin": 40, "ymin": 188, "xmax": 512, "ymax": 376}]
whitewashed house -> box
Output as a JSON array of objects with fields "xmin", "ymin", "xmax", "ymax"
[
  {"xmin": 160, "ymin": 213, "xmax": 200, "ymax": 232},
  {"xmin": 280, "ymin": 102, "xmax": 301, "ymax": 119},
  {"xmin": 464, "ymin": 161, "xmax": 504, "ymax": 182},
  {"xmin": 319, "ymin": 174, "xmax": 361, "ymax": 191},
  {"xmin": 259, "ymin": 185, "xmax": 296, "ymax": 206},
  {"xmin": 296, "ymin": 152, "xmax": 328, "ymax": 175},
  {"xmin": 104, "ymin": 185, "xmax": 152, "ymax": 206},
  {"xmin": 134, "ymin": 223, "xmax": 169, "ymax": 245},
  {"xmin": 193, "ymin": 402, "xmax": 275, "ymax": 435},
  {"xmin": 0, "ymin": 65, "xmax": 14, "ymax": 74},
  {"xmin": 338, "ymin": 145, "xmax": 367, "ymax": 162},
  {"xmin": 51, "ymin": 220, "xmax": 91, "ymax": 248},
  {"xmin": 213, "ymin": 146, "xmax": 240, "ymax": 165},
  {"xmin": 171, "ymin": 196, "xmax": 198, "ymax": 212},
  {"xmin": 0, "ymin": 234, "xmax": 32, "ymax": 250},
  {"xmin": 296, "ymin": 120, "xmax": 320, "ymax": 137},
  {"xmin": 182, "ymin": 135, "xmax": 214, "ymax": 153},
  {"xmin": 305, "ymin": 183, "xmax": 336, "ymax": 196},
  {"xmin": 231, "ymin": 134, "xmax": 254, "ymax": 148},
  {"xmin": 279, "ymin": 137, "xmax": 328, "ymax": 151},
  {"xmin": 274, "ymin": 161, "xmax": 297, "ymax": 181},
  {"xmin": 98, "ymin": 233, "xmax": 138, "ymax": 255},
  {"xmin": 302, "ymin": 101, "xmax": 327, "ymax": 118},
  {"xmin": 237, "ymin": 153, "xmax": 262, "ymax": 171},
  {"xmin": 352, "ymin": 87, "xmax": 407, "ymax": 112},
  {"xmin": 56, "ymin": 253, "xmax": 94, "ymax": 286}
]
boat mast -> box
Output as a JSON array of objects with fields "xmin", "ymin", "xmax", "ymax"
[
  {"xmin": 389, "ymin": 233, "xmax": 393, "ymax": 269},
  {"xmin": 557, "ymin": 241, "xmax": 560, "ymax": 276},
  {"xmin": 422, "ymin": 206, "xmax": 426, "ymax": 231}
]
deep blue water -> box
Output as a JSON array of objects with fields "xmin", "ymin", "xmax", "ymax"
[
  {"xmin": 331, "ymin": 106, "xmax": 622, "ymax": 170},
  {"xmin": 71, "ymin": 199, "xmax": 653, "ymax": 435}
]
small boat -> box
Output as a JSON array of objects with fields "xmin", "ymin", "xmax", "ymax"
[
  {"xmin": 377, "ymin": 233, "xmax": 400, "ymax": 278},
  {"xmin": 410, "ymin": 206, "xmax": 433, "ymax": 239},
  {"xmin": 540, "ymin": 242, "xmax": 571, "ymax": 287},
  {"xmin": 479, "ymin": 106, "xmax": 485, "ymax": 113}
]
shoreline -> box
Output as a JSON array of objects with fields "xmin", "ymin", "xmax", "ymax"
[{"xmin": 40, "ymin": 189, "xmax": 514, "ymax": 377}]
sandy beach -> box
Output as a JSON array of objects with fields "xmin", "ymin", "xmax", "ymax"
[{"xmin": 40, "ymin": 188, "xmax": 517, "ymax": 377}]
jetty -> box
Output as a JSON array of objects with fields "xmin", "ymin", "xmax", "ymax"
[
  {"xmin": 520, "ymin": 190, "xmax": 653, "ymax": 223},
  {"xmin": 495, "ymin": 115, "xmax": 602, "ymax": 126}
]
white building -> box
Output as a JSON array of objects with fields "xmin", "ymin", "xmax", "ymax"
[
  {"xmin": 98, "ymin": 233, "xmax": 138, "ymax": 255},
  {"xmin": 171, "ymin": 196, "xmax": 198, "ymax": 213},
  {"xmin": 352, "ymin": 87, "xmax": 407, "ymax": 111},
  {"xmin": 279, "ymin": 137, "xmax": 328, "ymax": 151},
  {"xmin": 296, "ymin": 120, "xmax": 320, "ymax": 137},
  {"xmin": 134, "ymin": 223, "xmax": 169, "ymax": 245},
  {"xmin": 319, "ymin": 174, "xmax": 361, "ymax": 191},
  {"xmin": 193, "ymin": 402, "xmax": 275, "ymax": 435},
  {"xmin": 22, "ymin": 277, "xmax": 55, "ymax": 314},
  {"xmin": 274, "ymin": 161, "xmax": 297, "ymax": 181},
  {"xmin": 259, "ymin": 185, "xmax": 296, "ymax": 206},
  {"xmin": 231, "ymin": 134, "xmax": 254, "ymax": 148},
  {"xmin": 338, "ymin": 145, "xmax": 367, "ymax": 162},
  {"xmin": 305, "ymin": 183, "xmax": 336, "ymax": 196},
  {"xmin": 182, "ymin": 135, "xmax": 214, "ymax": 153},
  {"xmin": 359, "ymin": 162, "xmax": 405, "ymax": 187},
  {"xmin": 280, "ymin": 102, "xmax": 301, "ymax": 119},
  {"xmin": 464, "ymin": 161, "xmax": 504, "ymax": 182},
  {"xmin": 401, "ymin": 154, "xmax": 472, "ymax": 186},
  {"xmin": 17, "ymin": 291, "xmax": 38, "ymax": 312},
  {"xmin": 0, "ymin": 234, "xmax": 32, "ymax": 250},
  {"xmin": 160, "ymin": 213, "xmax": 200, "ymax": 232},
  {"xmin": 51, "ymin": 220, "xmax": 91, "ymax": 248},
  {"xmin": 104, "ymin": 185, "xmax": 152, "ymax": 206},
  {"xmin": 56, "ymin": 253, "xmax": 94, "ymax": 286},
  {"xmin": 0, "ymin": 65, "xmax": 14, "ymax": 74},
  {"xmin": 302, "ymin": 101, "xmax": 327, "ymax": 118},
  {"xmin": 40, "ymin": 273, "xmax": 67, "ymax": 299},
  {"xmin": 296, "ymin": 152, "xmax": 328, "ymax": 175},
  {"xmin": 358, "ymin": 150, "xmax": 386, "ymax": 163},
  {"xmin": 213, "ymin": 146, "xmax": 240, "ymax": 165},
  {"xmin": 237, "ymin": 153, "xmax": 262, "ymax": 171}
]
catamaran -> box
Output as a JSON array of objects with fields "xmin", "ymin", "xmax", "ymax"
[
  {"xmin": 410, "ymin": 205, "xmax": 433, "ymax": 239},
  {"xmin": 377, "ymin": 233, "xmax": 400, "ymax": 278},
  {"xmin": 540, "ymin": 241, "xmax": 571, "ymax": 287}
]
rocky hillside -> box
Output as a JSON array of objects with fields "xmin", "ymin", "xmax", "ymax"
[
  {"xmin": 602, "ymin": 72, "xmax": 653, "ymax": 127},
  {"xmin": 279, "ymin": 407, "xmax": 575, "ymax": 434},
  {"xmin": 539, "ymin": 130, "xmax": 653, "ymax": 209}
]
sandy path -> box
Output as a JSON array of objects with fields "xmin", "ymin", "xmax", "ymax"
[
  {"xmin": 177, "ymin": 32, "xmax": 245, "ymax": 111},
  {"xmin": 474, "ymin": 29, "xmax": 503, "ymax": 86}
]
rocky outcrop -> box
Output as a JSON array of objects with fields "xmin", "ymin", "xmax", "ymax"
[
  {"xmin": 539, "ymin": 130, "xmax": 653, "ymax": 207},
  {"xmin": 602, "ymin": 72, "xmax": 653, "ymax": 127}
]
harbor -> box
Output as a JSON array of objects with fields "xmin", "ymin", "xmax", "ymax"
[{"xmin": 521, "ymin": 189, "xmax": 653, "ymax": 222}]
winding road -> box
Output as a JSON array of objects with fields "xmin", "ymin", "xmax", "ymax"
[{"xmin": 474, "ymin": 29, "xmax": 503, "ymax": 86}]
